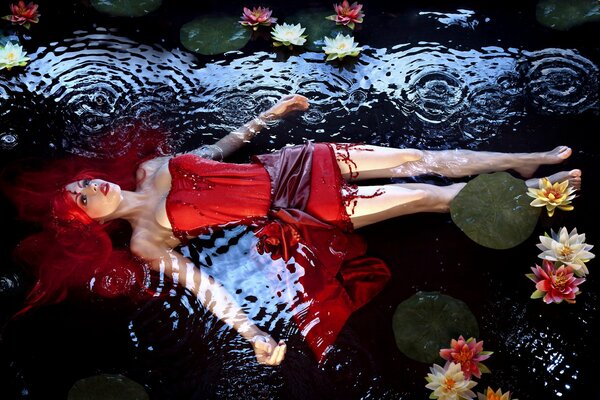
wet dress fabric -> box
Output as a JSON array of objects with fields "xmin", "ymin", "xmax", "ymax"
[{"xmin": 166, "ymin": 142, "xmax": 391, "ymax": 362}]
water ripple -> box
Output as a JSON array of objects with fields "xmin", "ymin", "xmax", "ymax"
[
  {"xmin": 1, "ymin": 28, "xmax": 597, "ymax": 156},
  {"xmin": 520, "ymin": 48, "xmax": 599, "ymax": 115}
]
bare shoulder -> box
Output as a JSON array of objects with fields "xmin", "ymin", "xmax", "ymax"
[
  {"xmin": 130, "ymin": 230, "xmax": 164, "ymax": 260},
  {"xmin": 136, "ymin": 155, "xmax": 172, "ymax": 187}
]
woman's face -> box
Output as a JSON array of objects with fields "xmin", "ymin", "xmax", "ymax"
[{"xmin": 65, "ymin": 178, "xmax": 123, "ymax": 220}]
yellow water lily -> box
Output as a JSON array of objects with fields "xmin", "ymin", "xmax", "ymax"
[
  {"xmin": 0, "ymin": 41, "xmax": 30, "ymax": 71},
  {"xmin": 527, "ymin": 177, "xmax": 576, "ymax": 217},
  {"xmin": 477, "ymin": 387, "xmax": 518, "ymax": 400}
]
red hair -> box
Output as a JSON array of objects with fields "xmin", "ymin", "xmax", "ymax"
[{"xmin": 2, "ymin": 122, "xmax": 172, "ymax": 316}]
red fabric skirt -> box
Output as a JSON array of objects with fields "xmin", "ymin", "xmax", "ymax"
[{"xmin": 254, "ymin": 143, "xmax": 391, "ymax": 362}]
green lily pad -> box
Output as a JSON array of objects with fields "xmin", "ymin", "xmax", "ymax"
[
  {"xmin": 450, "ymin": 172, "xmax": 540, "ymax": 250},
  {"xmin": 68, "ymin": 374, "xmax": 149, "ymax": 400},
  {"xmin": 180, "ymin": 15, "xmax": 251, "ymax": 56},
  {"xmin": 286, "ymin": 10, "xmax": 350, "ymax": 52},
  {"xmin": 536, "ymin": 0, "xmax": 600, "ymax": 31},
  {"xmin": 392, "ymin": 291, "xmax": 479, "ymax": 363},
  {"xmin": 90, "ymin": 0, "xmax": 162, "ymax": 17}
]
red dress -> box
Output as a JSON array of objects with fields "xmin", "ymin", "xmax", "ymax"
[{"xmin": 166, "ymin": 143, "xmax": 390, "ymax": 362}]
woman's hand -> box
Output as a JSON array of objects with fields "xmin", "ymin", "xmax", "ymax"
[
  {"xmin": 262, "ymin": 94, "xmax": 309, "ymax": 121},
  {"xmin": 250, "ymin": 333, "xmax": 287, "ymax": 366}
]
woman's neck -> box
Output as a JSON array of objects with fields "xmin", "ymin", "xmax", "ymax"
[{"xmin": 106, "ymin": 189, "xmax": 151, "ymax": 223}]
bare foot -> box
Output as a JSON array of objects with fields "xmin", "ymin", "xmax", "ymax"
[
  {"xmin": 514, "ymin": 146, "xmax": 572, "ymax": 178},
  {"xmin": 526, "ymin": 169, "xmax": 582, "ymax": 190}
]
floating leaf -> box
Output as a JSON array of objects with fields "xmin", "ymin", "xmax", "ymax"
[
  {"xmin": 450, "ymin": 172, "xmax": 540, "ymax": 249},
  {"xmin": 286, "ymin": 10, "xmax": 349, "ymax": 52},
  {"xmin": 392, "ymin": 291, "xmax": 479, "ymax": 363},
  {"xmin": 180, "ymin": 15, "xmax": 251, "ymax": 56},
  {"xmin": 90, "ymin": 0, "xmax": 162, "ymax": 17},
  {"xmin": 68, "ymin": 374, "xmax": 149, "ymax": 400},
  {"xmin": 536, "ymin": 0, "xmax": 600, "ymax": 31}
]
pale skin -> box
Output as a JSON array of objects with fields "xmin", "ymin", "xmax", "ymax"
[{"xmin": 64, "ymin": 94, "xmax": 582, "ymax": 366}]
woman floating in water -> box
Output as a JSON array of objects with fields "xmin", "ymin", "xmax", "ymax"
[{"xmin": 3, "ymin": 94, "xmax": 581, "ymax": 366}]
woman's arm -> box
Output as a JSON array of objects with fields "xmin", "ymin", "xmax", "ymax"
[
  {"xmin": 131, "ymin": 239, "xmax": 286, "ymax": 366},
  {"xmin": 193, "ymin": 94, "xmax": 309, "ymax": 160}
]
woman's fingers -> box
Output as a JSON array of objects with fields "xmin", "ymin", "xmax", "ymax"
[
  {"xmin": 253, "ymin": 338, "xmax": 286, "ymax": 366},
  {"xmin": 266, "ymin": 342, "xmax": 286, "ymax": 366}
]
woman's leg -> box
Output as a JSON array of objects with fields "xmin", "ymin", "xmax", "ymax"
[
  {"xmin": 348, "ymin": 183, "xmax": 465, "ymax": 229},
  {"xmin": 331, "ymin": 144, "xmax": 572, "ymax": 181},
  {"xmin": 349, "ymin": 169, "xmax": 582, "ymax": 229}
]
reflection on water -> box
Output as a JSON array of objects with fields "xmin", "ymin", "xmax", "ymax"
[
  {"xmin": 1, "ymin": 6, "xmax": 599, "ymax": 399},
  {"xmin": 1, "ymin": 28, "xmax": 597, "ymax": 156}
]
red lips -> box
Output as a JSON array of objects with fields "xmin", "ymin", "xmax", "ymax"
[{"xmin": 100, "ymin": 182, "xmax": 109, "ymax": 196}]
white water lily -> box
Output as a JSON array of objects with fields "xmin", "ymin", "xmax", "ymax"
[
  {"xmin": 322, "ymin": 33, "xmax": 362, "ymax": 61},
  {"xmin": 425, "ymin": 362, "xmax": 477, "ymax": 400},
  {"xmin": 271, "ymin": 23, "xmax": 306, "ymax": 48},
  {"xmin": 0, "ymin": 42, "xmax": 30, "ymax": 71},
  {"xmin": 537, "ymin": 227, "xmax": 595, "ymax": 276}
]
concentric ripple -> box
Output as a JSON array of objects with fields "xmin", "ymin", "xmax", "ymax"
[
  {"xmin": 17, "ymin": 28, "xmax": 198, "ymax": 157},
  {"xmin": 520, "ymin": 48, "xmax": 599, "ymax": 114},
  {"xmin": 2, "ymin": 29, "xmax": 597, "ymax": 156}
]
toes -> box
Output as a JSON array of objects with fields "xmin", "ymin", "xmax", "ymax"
[{"xmin": 558, "ymin": 146, "xmax": 572, "ymax": 159}]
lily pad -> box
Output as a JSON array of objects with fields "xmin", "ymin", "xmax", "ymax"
[
  {"xmin": 536, "ymin": 0, "xmax": 600, "ymax": 31},
  {"xmin": 286, "ymin": 10, "xmax": 350, "ymax": 52},
  {"xmin": 180, "ymin": 15, "xmax": 251, "ymax": 56},
  {"xmin": 68, "ymin": 374, "xmax": 149, "ymax": 400},
  {"xmin": 392, "ymin": 291, "xmax": 479, "ymax": 363},
  {"xmin": 90, "ymin": 0, "xmax": 162, "ymax": 17},
  {"xmin": 450, "ymin": 172, "xmax": 540, "ymax": 249}
]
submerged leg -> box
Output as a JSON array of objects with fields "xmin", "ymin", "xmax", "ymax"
[
  {"xmin": 347, "ymin": 183, "xmax": 465, "ymax": 229},
  {"xmin": 349, "ymin": 168, "xmax": 582, "ymax": 229},
  {"xmin": 333, "ymin": 144, "xmax": 572, "ymax": 181},
  {"xmin": 526, "ymin": 169, "xmax": 582, "ymax": 189}
]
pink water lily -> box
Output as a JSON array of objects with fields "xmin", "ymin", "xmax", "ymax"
[
  {"xmin": 439, "ymin": 336, "xmax": 492, "ymax": 379},
  {"xmin": 239, "ymin": 6, "xmax": 277, "ymax": 30},
  {"xmin": 526, "ymin": 260, "xmax": 585, "ymax": 304},
  {"xmin": 2, "ymin": 1, "xmax": 40, "ymax": 29},
  {"xmin": 326, "ymin": 1, "xmax": 364, "ymax": 30}
]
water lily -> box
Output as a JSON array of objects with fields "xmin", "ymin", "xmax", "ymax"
[
  {"xmin": 0, "ymin": 42, "xmax": 30, "ymax": 71},
  {"xmin": 527, "ymin": 177, "xmax": 576, "ymax": 217},
  {"xmin": 477, "ymin": 387, "xmax": 518, "ymax": 400},
  {"xmin": 239, "ymin": 6, "xmax": 277, "ymax": 30},
  {"xmin": 326, "ymin": 0, "xmax": 364, "ymax": 30},
  {"xmin": 322, "ymin": 33, "xmax": 362, "ymax": 61},
  {"xmin": 2, "ymin": 1, "xmax": 40, "ymax": 29},
  {"xmin": 537, "ymin": 227, "xmax": 595, "ymax": 276},
  {"xmin": 439, "ymin": 336, "xmax": 492, "ymax": 379},
  {"xmin": 425, "ymin": 362, "xmax": 477, "ymax": 400},
  {"xmin": 526, "ymin": 260, "xmax": 585, "ymax": 304},
  {"xmin": 271, "ymin": 23, "xmax": 306, "ymax": 49}
]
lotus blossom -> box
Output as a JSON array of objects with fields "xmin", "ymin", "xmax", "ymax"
[
  {"xmin": 271, "ymin": 23, "xmax": 306, "ymax": 49},
  {"xmin": 537, "ymin": 227, "xmax": 595, "ymax": 276},
  {"xmin": 0, "ymin": 42, "xmax": 30, "ymax": 71},
  {"xmin": 326, "ymin": 1, "xmax": 364, "ymax": 30},
  {"xmin": 322, "ymin": 33, "xmax": 362, "ymax": 61},
  {"xmin": 2, "ymin": 1, "xmax": 40, "ymax": 29},
  {"xmin": 526, "ymin": 260, "xmax": 585, "ymax": 304},
  {"xmin": 477, "ymin": 387, "xmax": 518, "ymax": 400},
  {"xmin": 439, "ymin": 336, "xmax": 492, "ymax": 379},
  {"xmin": 239, "ymin": 6, "xmax": 277, "ymax": 30},
  {"xmin": 527, "ymin": 177, "xmax": 576, "ymax": 217},
  {"xmin": 425, "ymin": 362, "xmax": 477, "ymax": 400}
]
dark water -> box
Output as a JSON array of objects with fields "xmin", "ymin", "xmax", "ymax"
[{"xmin": 1, "ymin": 1, "xmax": 599, "ymax": 399}]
